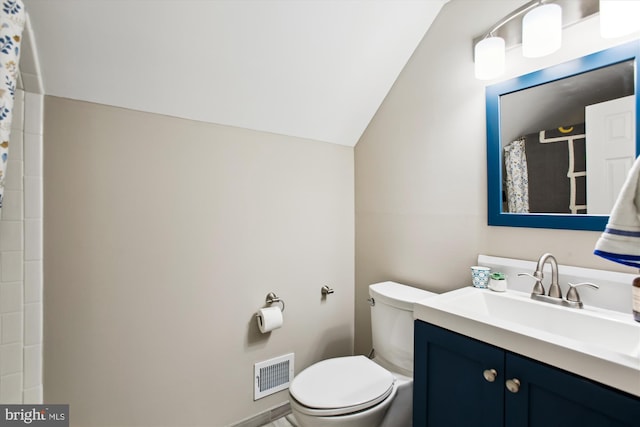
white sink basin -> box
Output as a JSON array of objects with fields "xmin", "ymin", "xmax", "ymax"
[
  {"xmin": 414, "ymin": 286, "xmax": 640, "ymax": 396},
  {"xmin": 433, "ymin": 287, "xmax": 640, "ymax": 358}
]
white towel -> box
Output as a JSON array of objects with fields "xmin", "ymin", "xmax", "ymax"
[{"xmin": 594, "ymin": 155, "xmax": 640, "ymax": 268}]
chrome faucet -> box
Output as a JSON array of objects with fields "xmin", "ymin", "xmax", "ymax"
[
  {"xmin": 518, "ymin": 252, "xmax": 561, "ymax": 298},
  {"xmin": 537, "ymin": 253, "xmax": 561, "ymax": 298},
  {"xmin": 518, "ymin": 253, "xmax": 598, "ymax": 309}
]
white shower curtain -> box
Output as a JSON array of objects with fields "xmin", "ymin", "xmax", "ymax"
[{"xmin": 0, "ymin": 0, "xmax": 26, "ymax": 212}]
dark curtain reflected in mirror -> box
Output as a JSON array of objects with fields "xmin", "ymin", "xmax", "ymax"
[{"xmin": 503, "ymin": 123, "xmax": 588, "ymax": 214}]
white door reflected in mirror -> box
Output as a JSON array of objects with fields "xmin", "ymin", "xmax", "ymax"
[{"xmin": 586, "ymin": 95, "xmax": 636, "ymax": 214}]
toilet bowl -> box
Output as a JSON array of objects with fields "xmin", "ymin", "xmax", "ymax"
[{"xmin": 288, "ymin": 282, "xmax": 436, "ymax": 427}]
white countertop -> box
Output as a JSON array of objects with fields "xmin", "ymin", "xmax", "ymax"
[{"xmin": 414, "ymin": 286, "xmax": 640, "ymax": 397}]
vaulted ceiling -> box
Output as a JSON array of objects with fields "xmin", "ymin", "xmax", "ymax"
[{"xmin": 21, "ymin": 0, "xmax": 449, "ymax": 147}]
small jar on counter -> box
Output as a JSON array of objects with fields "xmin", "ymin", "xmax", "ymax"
[{"xmin": 633, "ymin": 277, "xmax": 640, "ymax": 322}]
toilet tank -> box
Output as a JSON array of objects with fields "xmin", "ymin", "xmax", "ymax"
[{"xmin": 369, "ymin": 282, "xmax": 436, "ymax": 374}]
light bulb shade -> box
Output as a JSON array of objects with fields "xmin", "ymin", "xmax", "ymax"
[
  {"xmin": 600, "ymin": 0, "xmax": 640, "ymax": 38},
  {"xmin": 522, "ymin": 4, "xmax": 562, "ymax": 58},
  {"xmin": 474, "ymin": 36, "xmax": 505, "ymax": 80}
]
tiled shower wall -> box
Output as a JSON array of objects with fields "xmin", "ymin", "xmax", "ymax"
[{"xmin": 0, "ymin": 89, "xmax": 44, "ymax": 403}]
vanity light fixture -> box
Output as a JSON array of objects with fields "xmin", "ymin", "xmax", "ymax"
[
  {"xmin": 599, "ymin": 0, "xmax": 640, "ymax": 39},
  {"xmin": 473, "ymin": 0, "xmax": 563, "ymax": 80},
  {"xmin": 474, "ymin": 36, "xmax": 506, "ymax": 80},
  {"xmin": 522, "ymin": 3, "xmax": 562, "ymax": 57},
  {"xmin": 472, "ymin": 0, "xmax": 539, "ymax": 81},
  {"xmin": 473, "ymin": 0, "xmax": 640, "ymax": 80}
]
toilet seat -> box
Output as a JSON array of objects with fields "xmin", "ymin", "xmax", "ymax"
[{"xmin": 289, "ymin": 355, "xmax": 395, "ymax": 417}]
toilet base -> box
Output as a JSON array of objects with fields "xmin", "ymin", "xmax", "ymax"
[{"xmin": 379, "ymin": 379, "xmax": 412, "ymax": 427}]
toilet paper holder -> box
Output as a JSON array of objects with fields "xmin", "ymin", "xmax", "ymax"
[{"xmin": 265, "ymin": 292, "xmax": 285, "ymax": 312}]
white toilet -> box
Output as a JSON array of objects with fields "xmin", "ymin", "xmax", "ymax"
[{"xmin": 288, "ymin": 281, "xmax": 436, "ymax": 427}]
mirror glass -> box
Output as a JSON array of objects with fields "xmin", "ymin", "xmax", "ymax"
[{"xmin": 487, "ymin": 41, "xmax": 640, "ymax": 231}]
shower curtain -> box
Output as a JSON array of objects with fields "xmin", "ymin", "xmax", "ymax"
[
  {"xmin": 0, "ymin": 0, "xmax": 26, "ymax": 212},
  {"xmin": 503, "ymin": 137, "xmax": 529, "ymax": 213}
]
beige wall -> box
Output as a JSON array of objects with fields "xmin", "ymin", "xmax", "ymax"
[
  {"xmin": 43, "ymin": 97, "xmax": 354, "ymax": 426},
  {"xmin": 354, "ymin": 0, "xmax": 639, "ymax": 355}
]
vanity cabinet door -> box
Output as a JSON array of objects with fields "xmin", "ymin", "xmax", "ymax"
[
  {"xmin": 414, "ymin": 320, "xmax": 504, "ymax": 427},
  {"xmin": 505, "ymin": 353, "xmax": 640, "ymax": 427}
]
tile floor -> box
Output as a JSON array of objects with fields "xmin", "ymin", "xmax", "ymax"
[{"xmin": 260, "ymin": 413, "xmax": 298, "ymax": 427}]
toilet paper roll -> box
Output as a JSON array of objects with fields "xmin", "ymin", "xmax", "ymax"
[{"xmin": 256, "ymin": 306, "xmax": 283, "ymax": 333}]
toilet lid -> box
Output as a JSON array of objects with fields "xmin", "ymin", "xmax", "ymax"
[{"xmin": 289, "ymin": 355, "xmax": 395, "ymax": 415}]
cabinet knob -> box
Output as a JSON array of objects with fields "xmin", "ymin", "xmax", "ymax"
[
  {"xmin": 506, "ymin": 378, "xmax": 521, "ymax": 393},
  {"xmin": 483, "ymin": 369, "xmax": 498, "ymax": 382}
]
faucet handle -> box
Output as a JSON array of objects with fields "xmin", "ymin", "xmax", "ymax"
[
  {"xmin": 566, "ymin": 282, "xmax": 599, "ymax": 303},
  {"xmin": 518, "ymin": 272, "xmax": 545, "ymax": 295}
]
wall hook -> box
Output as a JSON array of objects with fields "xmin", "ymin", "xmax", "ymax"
[{"xmin": 321, "ymin": 285, "xmax": 334, "ymax": 295}]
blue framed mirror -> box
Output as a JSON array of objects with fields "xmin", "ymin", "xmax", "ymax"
[{"xmin": 487, "ymin": 40, "xmax": 640, "ymax": 231}]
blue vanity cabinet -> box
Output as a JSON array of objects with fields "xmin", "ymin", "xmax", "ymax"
[
  {"xmin": 414, "ymin": 320, "xmax": 640, "ymax": 427},
  {"xmin": 504, "ymin": 352, "xmax": 640, "ymax": 427},
  {"xmin": 413, "ymin": 320, "xmax": 504, "ymax": 427}
]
